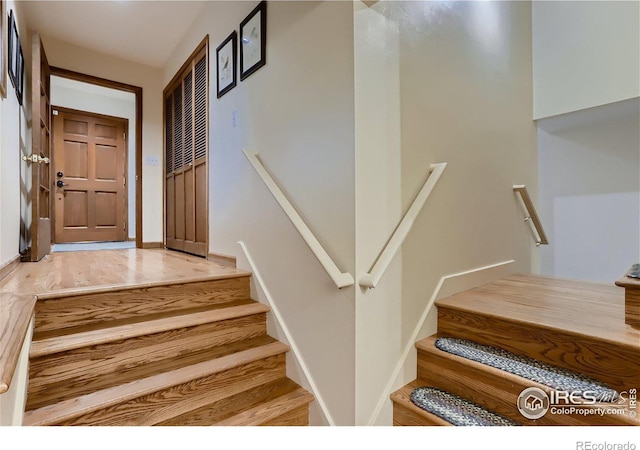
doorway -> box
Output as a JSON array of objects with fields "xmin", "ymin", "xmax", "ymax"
[{"xmin": 52, "ymin": 107, "xmax": 128, "ymax": 243}]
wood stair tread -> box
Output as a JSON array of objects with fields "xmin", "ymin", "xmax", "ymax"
[
  {"xmin": 158, "ymin": 378, "xmax": 313, "ymax": 426},
  {"xmin": 26, "ymin": 334, "xmax": 277, "ymax": 411},
  {"xmin": 415, "ymin": 335, "xmax": 638, "ymax": 426},
  {"xmin": 23, "ymin": 340, "xmax": 289, "ymax": 426},
  {"xmin": 435, "ymin": 273, "xmax": 640, "ymax": 349},
  {"xmin": 30, "ymin": 300, "xmax": 269, "ymax": 358},
  {"xmin": 390, "ymin": 380, "xmax": 452, "ymax": 426}
]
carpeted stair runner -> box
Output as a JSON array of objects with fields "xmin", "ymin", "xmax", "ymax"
[
  {"xmin": 434, "ymin": 337, "xmax": 618, "ymax": 402},
  {"xmin": 410, "ymin": 387, "xmax": 518, "ymax": 426}
]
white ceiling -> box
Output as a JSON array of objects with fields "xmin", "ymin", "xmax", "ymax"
[{"xmin": 22, "ymin": 1, "xmax": 208, "ymax": 68}]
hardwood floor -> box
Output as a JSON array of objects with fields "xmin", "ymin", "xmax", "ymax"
[{"xmin": 2, "ymin": 249, "xmax": 313, "ymax": 425}]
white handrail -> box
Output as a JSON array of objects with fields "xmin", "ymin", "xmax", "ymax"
[
  {"xmin": 513, "ymin": 185, "xmax": 549, "ymax": 246},
  {"xmin": 243, "ymin": 149, "xmax": 354, "ymax": 289},
  {"xmin": 360, "ymin": 162, "xmax": 448, "ymax": 289}
]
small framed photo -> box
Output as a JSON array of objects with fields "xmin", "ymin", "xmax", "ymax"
[
  {"xmin": 240, "ymin": 1, "xmax": 266, "ymax": 81},
  {"xmin": 8, "ymin": 9, "xmax": 23, "ymax": 105},
  {"xmin": 216, "ymin": 31, "xmax": 237, "ymax": 98},
  {"xmin": 0, "ymin": 0, "xmax": 7, "ymax": 98}
]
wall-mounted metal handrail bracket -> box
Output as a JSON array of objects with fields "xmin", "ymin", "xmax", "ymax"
[
  {"xmin": 513, "ymin": 184, "xmax": 549, "ymax": 246},
  {"xmin": 360, "ymin": 162, "xmax": 448, "ymax": 289},
  {"xmin": 243, "ymin": 149, "xmax": 354, "ymax": 289}
]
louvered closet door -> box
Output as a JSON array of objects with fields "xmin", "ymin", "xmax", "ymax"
[{"xmin": 165, "ymin": 46, "xmax": 208, "ymax": 257}]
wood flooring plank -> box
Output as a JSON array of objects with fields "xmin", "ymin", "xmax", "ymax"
[{"xmin": 0, "ymin": 293, "xmax": 36, "ymax": 393}]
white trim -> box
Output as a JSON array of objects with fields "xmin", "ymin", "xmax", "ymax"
[
  {"xmin": 242, "ymin": 150, "xmax": 354, "ymax": 289},
  {"xmin": 360, "ymin": 163, "xmax": 447, "ymax": 289},
  {"xmin": 366, "ymin": 259, "xmax": 516, "ymax": 425},
  {"xmin": 237, "ymin": 241, "xmax": 336, "ymax": 426}
]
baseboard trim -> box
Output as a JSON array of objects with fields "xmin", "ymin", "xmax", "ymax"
[
  {"xmin": 207, "ymin": 251, "xmax": 237, "ymax": 268},
  {"xmin": 366, "ymin": 259, "xmax": 517, "ymax": 425},
  {"xmin": 141, "ymin": 242, "xmax": 164, "ymax": 249},
  {"xmin": 0, "ymin": 255, "xmax": 20, "ymax": 282},
  {"xmin": 237, "ymin": 241, "xmax": 335, "ymax": 426}
]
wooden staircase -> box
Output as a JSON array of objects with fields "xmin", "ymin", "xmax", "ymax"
[
  {"xmin": 23, "ymin": 274, "xmax": 313, "ymax": 426},
  {"xmin": 392, "ymin": 274, "xmax": 640, "ymax": 426}
]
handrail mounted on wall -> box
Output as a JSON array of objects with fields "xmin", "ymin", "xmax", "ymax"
[
  {"xmin": 513, "ymin": 185, "xmax": 549, "ymax": 246},
  {"xmin": 360, "ymin": 162, "xmax": 448, "ymax": 289},
  {"xmin": 243, "ymin": 149, "xmax": 354, "ymax": 289}
]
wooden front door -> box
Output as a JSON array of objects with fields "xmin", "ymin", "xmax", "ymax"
[
  {"xmin": 164, "ymin": 41, "xmax": 208, "ymax": 257},
  {"xmin": 27, "ymin": 33, "xmax": 52, "ymax": 261},
  {"xmin": 53, "ymin": 108, "xmax": 127, "ymax": 243}
]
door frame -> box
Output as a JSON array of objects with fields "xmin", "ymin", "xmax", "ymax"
[
  {"xmin": 51, "ymin": 106, "xmax": 129, "ymax": 243},
  {"xmin": 49, "ymin": 67, "xmax": 144, "ymax": 249}
]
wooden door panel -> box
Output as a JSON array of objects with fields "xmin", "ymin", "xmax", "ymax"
[
  {"xmin": 174, "ymin": 173, "xmax": 185, "ymax": 240},
  {"xmin": 53, "ymin": 109, "xmax": 127, "ymax": 243},
  {"xmin": 28, "ymin": 33, "xmax": 52, "ymax": 261},
  {"xmin": 185, "ymin": 168, "xmax": 195, "ymax": 242},
  {"xmin": 195, "ymin": 163, "xmax": 207, "ymax": 243}
]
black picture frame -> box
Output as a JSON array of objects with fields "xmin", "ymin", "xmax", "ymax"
[
  {"xmin": 216, "ymin": 31, "xmax": 237, "ymax": 98},
  {"xmin": 239, "ymin": 1, "xmax": 266, "ymax": 81},
  {"xmin": 8, "ymin": 10, "xmax": 23, "ymax": 105},
  {"xmin": 0, "ymin": 1, "xmax": 7, "ymax": 99}
]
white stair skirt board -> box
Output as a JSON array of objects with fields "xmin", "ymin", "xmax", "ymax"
[{"xmin": 52, "ymin": 242, "xmax": 136, "ymax": 252}]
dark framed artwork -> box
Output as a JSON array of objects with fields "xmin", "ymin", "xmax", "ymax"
[
  {"xmin": 216, "ymin": 31, "xmax": 237, "ymax": 98},
  {"xmin": 0, "ymin": 0, "xmax": 7, "ymax": 98},
  {"xmin": 239, "ymin": 1, "xmax": 266, "ymax": 81},
  {"xmin": 8, "ymin": 9, "xmax": 23, "ymax": 105}
]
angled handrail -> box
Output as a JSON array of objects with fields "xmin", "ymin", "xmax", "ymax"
[
  {"xmin": 513, "ymin": 185, "xmax": 549, "ymax": 246},
  {"xmin": 243, "ymin": 149, "xmax": 354, "ymax": 289},
  {"xmin": 360, "ymin": 162, "xmax": 448, "ymax": 289}
]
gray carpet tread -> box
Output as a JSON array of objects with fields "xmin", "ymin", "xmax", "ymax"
[{"xmin": 410, "ymin": 387, "xmax": 518, "ymax": 426}]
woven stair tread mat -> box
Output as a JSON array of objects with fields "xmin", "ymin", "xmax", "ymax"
[
  {"xmin": 435, "ymin": 337, "xmax": 618, "ymax": 402},
  {"xmin": 410, "ymin": 387, "xmax": 519, "ymax": 426}
]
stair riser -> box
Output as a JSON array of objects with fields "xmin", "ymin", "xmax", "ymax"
[
  {"xmin": 27, "ymin": 314, "xmax": 267, "ymax": 410},
  {"xmin": 417, "ymin": 348, "xmax": 635, "ymax": 426},
  {"xmin": 437, "ymin": 307, "xmax": 640, "ymax": 393},
  {"xmin": 260, "ymin": 405, "xmax": 309, "ymax": 426},
  {"xmin": 625, "ymin": 289, "xmax": 640, "ymax": 328},
  {"xmin": 53, "ymin": 353, "xmax": 287, "ymax": 426},
  {"xmin": 392, "ymin": 402, "xmax": 452, "ymax": 426},
  {"xmin": 34, "ymin": 277, "xmax": 250, "ymax": 337}
]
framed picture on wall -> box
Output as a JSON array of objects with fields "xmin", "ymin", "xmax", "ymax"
[
  {"xmin": 0, "ymin": 0, "xmax": 7, "ymax": 98},
  {"xmin": 239, "ymin": 1, "xmax": 266, "ymax": 81},
  {"xmin": 216, "ymin": 31, "xmax": 237, "ymax": 98},
  {"xmin": 8, "ymin": 9, "xmax": 23, "ymax": 105}
]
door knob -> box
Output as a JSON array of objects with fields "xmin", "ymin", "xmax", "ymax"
[
  {"xmin": 57, "ymin": 172, "xmax": 63, "ymax": 178},
  {"xmin": 56, "ymin": 180, "xmax": 68, "ymax": 188}
]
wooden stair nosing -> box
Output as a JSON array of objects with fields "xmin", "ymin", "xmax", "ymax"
[
  {"xmin": 215, "ymin": 386, "xmax": 314, "ymax": 426},
  {"xmin": 30, "ymin": 302, "xmax": 270, "ymax": 358},
  {"xmin": 23, "ymin": 341, "xmax": 289, "ymax": 426},
  {"xmin": 33, "ymin": 272, "xmax": 252, "ymax": 301},
  {"xmin": 415, "ymin": 336, "xmax": 638, "ymax": 426},
  {"xmin": 390, "ymin": 381, "xmax": 453, "ymax": 426}
]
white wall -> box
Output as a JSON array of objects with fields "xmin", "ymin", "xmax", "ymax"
[
  {"xmin": 354, "ymin": 0, "xmax": 537, "ymax": 425},
  {"xmin": 538, "ymin": 98, "xmax": 640, "ymax": 283},
  {"xmin": 0, "ymin": 0, "xmax": 28, "ymax": 266},
  {"xmin": 533, "ymin": 1, "xmax": 640, "ymax": 119},
  {"xmin": 163, "ymin": 1, "xmax": 356, "ymax": 425},
  {"xmin": 50, "ymin": 76, "xmax": 137, "ymax": 240},
  {"xmin": 40, "ymin": 36, "xmax": 164, "ymax": 244}
]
